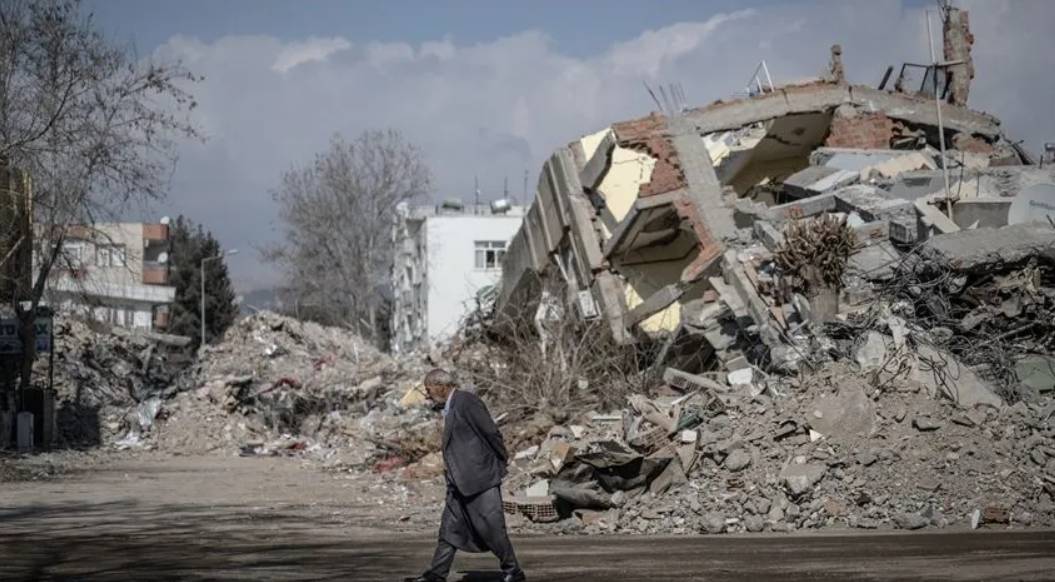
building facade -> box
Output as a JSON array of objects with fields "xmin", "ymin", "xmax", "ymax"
[
  {"xmin": 45, "ymin": 222, "xmax": 175, "ymax": 330},
  {"xmin": 390, "ymin": 202, "xmax": 525, "ymax": 353}
]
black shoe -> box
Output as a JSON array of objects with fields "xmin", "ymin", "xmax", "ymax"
[
  {"xmin": 501, "ymin": 571, "xmax": 526, "ymax": 582},
  {"xmin": 403, "ymin": 575, "xmax": 444, "ymax": 582}
]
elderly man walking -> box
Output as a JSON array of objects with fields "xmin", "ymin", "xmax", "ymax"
[{"xmin": 405, "ymin": 368, "xmax": 526, "ymax": 582}]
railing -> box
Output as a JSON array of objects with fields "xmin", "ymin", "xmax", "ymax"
[{"xmin": 142, "ymin": 263, "xmax": 169, "ymax": 285}]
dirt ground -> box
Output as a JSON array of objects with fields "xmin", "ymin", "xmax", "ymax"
[{"xmin": 2, "ymin": 452, "xmax": 1055, "ymax": 581}]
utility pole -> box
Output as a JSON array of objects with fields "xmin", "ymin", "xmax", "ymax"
[
  {"xmin": 926, "ymin": 8, "xmax": 953, "ymax": 219},
  {"xmin": 200, "ymin": 248, "xmax": 238, "ymax": 348}
]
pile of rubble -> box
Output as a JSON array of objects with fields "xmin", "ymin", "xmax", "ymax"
[
  {"xmin": 148, "ymin": 311, "xmax": 430, "ymax": 457},
  {"xmin": 493, "ymin": 355, "xmax": 1055, "ymax": 534},
  {"xmin": 38, "ymin": 317, "xmax": 191, "ymax": 446}
]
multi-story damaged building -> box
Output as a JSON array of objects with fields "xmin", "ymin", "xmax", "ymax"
[
  {"xmin": 45, "ymin": 222, "xmax": 175, "ymax": 330},
  {"xmin": 494, "ymin": 6, "xmax": 1051, "ymax": 371},
  {"xmin": 390, "ymin": 201, "xmax": 525, "ymax": 353}
]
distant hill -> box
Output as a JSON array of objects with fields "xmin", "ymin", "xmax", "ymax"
[{"xmin": 239, "ymin": 288, "xmax": 282, "ymax": 315}]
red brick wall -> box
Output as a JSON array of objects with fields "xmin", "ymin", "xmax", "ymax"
[
  {"xmin": 611, "ymin": 112, "xmax": 686, "ymax": 197},
  {"xmin": 824, "ymin": 112, "xmax": 899, "ymax": 149}
]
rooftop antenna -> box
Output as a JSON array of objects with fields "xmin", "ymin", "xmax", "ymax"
[
  {"xmin": 643, "ymin": 81, "xmax": 662, "ymax": 112},
  {"xmin": 503, "ymin": 176, "xmax": 509, "ymax": 200},
  {"xmin": 522, "ymin": 169, "xmax": 528, "ymax": 206},
  {"xmin": 474, "ymin": 175, "xmax": 480, "ymax": 215}
]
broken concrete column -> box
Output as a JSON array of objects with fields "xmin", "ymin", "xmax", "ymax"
[
  {"xmin": 943, "ymin": 7, "xmax": 974, "ymax": 107},
  {"xmin": 827, "ymin": 44, "xmax": 846, "ymax": 84}
]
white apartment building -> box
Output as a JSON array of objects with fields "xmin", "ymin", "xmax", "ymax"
[
  {"xmin": 45, "ymin": 222, "xmax": 176, "ymax": 330},
  {"xmin": 390, "ymin": 201, "xmax": 525, "ymax": 353}
]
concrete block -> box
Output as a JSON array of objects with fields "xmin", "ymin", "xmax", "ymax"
[
  {"xmin": 952, "ymin": 198, "xmax": 1011, "ymax": 229},
  {"xmin": 754, "ymin": 221, "xmax": 785, "ymax": 251},
  {"xmin": 888, "ymin": 171, "xmax": 947, "ymax": 201},
  {"xmin": 833, "ymin": 185, "xmax": 918, "ymax": 244},
  {"xmin": 852, "ymin": 220, "xmax": 890, "ymax": 248},
  {"xmin": 861, "ymin": 152, "xmax": 937, "ymax": 180},
  {"xmin": 784, "ymin": 166, "xmax": 858, "ymax": 199},
  {"xmin": 812, "ymin": 148, "xmax": 903, "ymax": 172},
  {"xmin": 922, "ymin": 223, "xmax": 1055, "ymax": 272},
  {"xmin": 915, "ymin": 197, "xmax": 961, "ymax": 235},
  {"xmin": 769, "ymin": 193, "xmax": 838, "ymax": 221}
]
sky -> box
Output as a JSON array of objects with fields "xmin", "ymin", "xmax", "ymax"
[{"xmin": 84, "ymin": 0, "xmax": 1055, "ymax": 292}]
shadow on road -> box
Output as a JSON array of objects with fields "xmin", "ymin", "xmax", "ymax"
[
  {"xmin": 0, "ymin": 499, "xmax": 419, "ymax": 581},
  {"xmin": 3, "ymin": 496, "xmax": 1055, "ymax": 581}
]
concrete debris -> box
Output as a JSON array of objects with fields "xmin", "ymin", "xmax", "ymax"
[
  {"xmin": 37, "ymin": 317, "xmax": 192, "ymax": 447},
  {"xmin": 892, "ymin": 512, "xmax": 930, "ymax": 530},
  {"xmin": 782, "ymin": 462, "xmax": 828, "ymax": 497}
]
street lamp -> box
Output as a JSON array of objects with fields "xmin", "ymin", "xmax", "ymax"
[{"xmin": 201, "ymin": 249, "xmax": 238, "ymax": 348}]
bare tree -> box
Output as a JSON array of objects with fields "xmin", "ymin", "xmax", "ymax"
[
  {"xmin": 266, "ymin": 130, "xmax": 430, "ymax": 344},
  {"xmin": 0, "ymin": 0, "xmax": 201, "ymax": 390}
]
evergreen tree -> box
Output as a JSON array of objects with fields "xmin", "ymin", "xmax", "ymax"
[{"xmin": 167, "ymin": 216, "xmax": 238, "ymax": 348}]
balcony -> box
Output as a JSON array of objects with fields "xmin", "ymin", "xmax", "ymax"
[
  {"xmin": 143, "ymin": 224, "xmax": 169, "ymax": 242},
  {"xmin": 142, "ymin": 263, "xmax": 169, "ymax": 285}
]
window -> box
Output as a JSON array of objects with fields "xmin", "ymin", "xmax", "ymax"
[
  {"xmin": 474, "ymin": 240, "xmax": 506, "ymax": 270},
  {"xmin": 96, "ymin": 245, "xmax": 126, "ymax": 267},
  {"xmin": 61, "ymin": 242, "xmax": 85, "ymax": 266}
]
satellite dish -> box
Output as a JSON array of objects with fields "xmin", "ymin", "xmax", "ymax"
[
  {"xmin": 160, "ymin": 216, "xmax": 171, "ymax": 225},
  {"xmin": 157, "ymin": 252, "xmax": 169, "ymax": 264},
  {"xmin": 1008, "ymin": 183, "xmax": 1055, "ymax": 225}
]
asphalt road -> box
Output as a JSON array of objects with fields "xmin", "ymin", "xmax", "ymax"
[
  {"xmin": 2, "ymin": 455, "xmax": 1053, "ymax": 581},
  {"xmin": 2, "ymin": 522, "xmax": 1054, "ymax": 581}
]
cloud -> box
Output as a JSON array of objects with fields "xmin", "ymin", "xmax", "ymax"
[
  {"xmin": 272, "ymin": 36, "xmax": 351, "ymax": 73},
  {"xmin": 150, "ymin": 1, "xmax": 1055, "ymax": 290}
]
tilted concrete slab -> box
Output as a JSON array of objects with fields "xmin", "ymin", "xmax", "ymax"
[
  {"xmin": 784, "ymin": 166, "xmax": 859, "ymax": 199},
  {"xmin": 567, "ymin": 194, "xmax": 605, "ymax": 272},
  {"xmin": 922, "ymin": 223, "xmax": 1055, "ymax": 272},
  {"xmin": 592, "ymin": 271, "xmax": 633, "ymax": 344},
  {"xmin": 580, "ymin": 130, "xmax": 617, "ymax": 191},
  {"xmin": 686, "ymin": 82, "xmax": 1000, "ymax": 138},
  {"xmin": 668, "ymin": 115, "xmax": 737, "ymax": 243},
  {"xmin": 535, "ymin": 164, "xmax": 566, "ymax": 254}
]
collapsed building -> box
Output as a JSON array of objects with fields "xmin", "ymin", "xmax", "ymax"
[{"xmin": 494, "ymin": 6, "xmax": 1051, "ymax": 376}]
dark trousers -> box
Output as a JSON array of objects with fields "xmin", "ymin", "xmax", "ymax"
[
  {"xmin": 425, "ymin": 486, "xmax": 520, "ymax": 578},
  {"xmin": 425, "ymin": 537, "xmax": 520, "ymax": 579}
]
